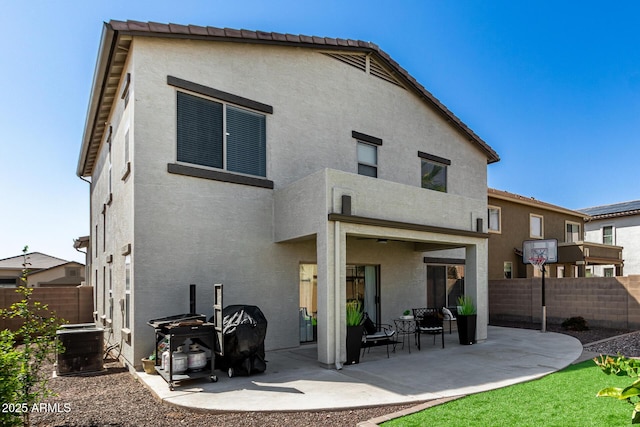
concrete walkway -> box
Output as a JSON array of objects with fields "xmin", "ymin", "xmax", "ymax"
[{"xmin": 137, "ymin": 326, "xmax": 583, "ymax": 412}]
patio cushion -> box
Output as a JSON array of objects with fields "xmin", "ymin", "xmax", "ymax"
[
  {"xmin": 442, "ymin": 307, "xmax": 455, "ymax": 320},
  {"xmin": 363, "ymin": 316, "xmax": 377, "ymax": 335}
]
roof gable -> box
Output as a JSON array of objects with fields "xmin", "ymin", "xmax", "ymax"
[{"xmin": 78, "ymin": 20, "xmax": 500, "ymax": 177}]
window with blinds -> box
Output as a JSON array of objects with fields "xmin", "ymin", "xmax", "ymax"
[{"xmin": 177, "ymin": 91, "xmax": 266, "ymax": 177}]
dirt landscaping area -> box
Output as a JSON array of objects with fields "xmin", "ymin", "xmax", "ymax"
[{"xmin": 30, "ymin": 325, "xmax": 638, "ymax": 427}]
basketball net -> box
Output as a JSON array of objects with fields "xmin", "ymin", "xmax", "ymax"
[{"xmin": 528, "ymin": 249, "xmax": 547, "ymax": 272}]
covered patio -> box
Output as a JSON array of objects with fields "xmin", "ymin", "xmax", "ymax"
[{"xmin": 136, "ymin": 326, "xmax": 583, "ymax": 412}]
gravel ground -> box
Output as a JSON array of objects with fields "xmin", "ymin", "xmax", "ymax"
[{"xmin": 28, "ymin": 325, "xmax": 639, "ymax": 427}]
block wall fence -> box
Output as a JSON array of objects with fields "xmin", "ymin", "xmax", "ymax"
[
  {"xmin": 0, "ymin": 287, "xmax": 94, "ymax": 331},
  {"xmin": 489, "ymin": 276, "xmax": 640, "ymax": 329}
]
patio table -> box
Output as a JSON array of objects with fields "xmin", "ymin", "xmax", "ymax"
[{"xmin": 393, "ymin": 318, "xmax": 415, "ymax": 353}]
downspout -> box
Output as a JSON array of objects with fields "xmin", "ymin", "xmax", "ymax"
[
  {"xmin": 79, "ymin": 175, "xmax": 94, "ymax": 313},
  {"xmin": 334, "ymin": 220, "xmax": 343, "ymax": 370}
]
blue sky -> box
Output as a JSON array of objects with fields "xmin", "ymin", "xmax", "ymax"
[{"xmin": 1, "ymin": 1, "xmax": 638, "ymax": 262}]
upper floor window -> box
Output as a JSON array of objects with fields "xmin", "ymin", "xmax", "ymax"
[
  {"xmin": 176, "ymin": 91, "xmax": 266, "ymax": 177},
  {"xmin": 488, "ymin": 206, "xmax": 501, "ymax": 233},
  {"xmin": 419, "ymin": 152, "xmax": 449, "ymax": 192},
  {"xmin": 565, "ymin": 221, "xmax": 581, "ymax": 243},
  {"xmin": 352, "ymin": 131, "xmax": 382, "ymax": 178},
  {"xmin": 530, "ymin": 214, "xmax": 544, "ymax": 238},
  {"xmin": 603, "ymin": 226, "xmax": 614, "ymax": 245},
  {"xmin": 357, "ymin": 142, "xmax": 378, "ymax": 177}
]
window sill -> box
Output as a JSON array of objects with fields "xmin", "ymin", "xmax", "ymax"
[
  {"xmin": 121, "ymin": 162, "xmax": 131, "ymax": 181},
  {"xmin": 167, "ymin": 163, "xmax": 274, "ymax": 189}
]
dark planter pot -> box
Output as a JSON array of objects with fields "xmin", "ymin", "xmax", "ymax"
[
  {"xmin": 346, "ymin": 325, "xmax": 364, "ymax": 365},
  {"xmin": 457, "ymin": 314, "xmax": 477, "ymax": 345}
]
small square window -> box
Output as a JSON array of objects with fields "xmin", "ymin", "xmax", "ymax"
[
  {"xmin": 357, "ymin": 142, "xmax": 378, "ymax": 178},
  {"xmin": 421, "ymin": 160, "xmax": 447, "ymax": 192}
]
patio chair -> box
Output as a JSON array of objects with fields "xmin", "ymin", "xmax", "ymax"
[
  {"xmin": 412, "ymin": 308, "xmax": 444, "ymax": 350},
  {"xmin": 442, "ymin": 306, "xmax": 456, "ymax": 334},
  {"xmin": 360, "ymin": 313, "xmax": 397, "ymax": 359}
]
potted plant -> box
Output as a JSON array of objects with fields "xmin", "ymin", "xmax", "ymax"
[
  {"xmin": 141, "ymin": 353, "xmax": 157, "ymax": 374},
  {"xmin": 400, "ymin": 309, "xmax": 413, "ymax": 320},
  {"xmin": 456, "ymin": 295, "xmax": 477, "ymax": 345},
  {"xmin": 345, "ymin": 300, "xmax": 364, "ymax": 365}
]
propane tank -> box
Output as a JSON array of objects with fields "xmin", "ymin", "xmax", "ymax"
[
  {"xmin": 171, "ymin": 346, "xmax": 188, "ymax": 374},
  {"xmin": 187, "ymin": 343, "xmax": 207, "ymax": 371},
  {"xmin": 161, "ymin": 350, "xmax": 170, "ymax": 371}
]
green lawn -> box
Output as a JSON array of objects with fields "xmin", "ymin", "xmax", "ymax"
[{"xmin": 383, "ymin": 359, "xmax": 633, "ymax": 427}]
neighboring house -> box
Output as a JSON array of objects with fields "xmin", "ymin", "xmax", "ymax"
[
  {"xmin": 488, "ymin": 189, "xmax": 623, "ymax": 279},
  {"xmin": 0, "ymin": 252, "xmax": 85, "ymax": 288},
  {"xmin": 77, "ymin": 21, "xmax": 500, "ymax": 369},
  {"xmin": 581, "ymin": 200, "xmax": 640, "ymax": 276}
]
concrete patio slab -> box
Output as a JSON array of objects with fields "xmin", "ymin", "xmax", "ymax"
[{"xmin": 136, "ymin": 326, "xmax": 583, "ymax": 412}]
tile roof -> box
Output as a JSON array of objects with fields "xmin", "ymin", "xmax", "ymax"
[
  {"xmin": 488, "ymin": 188, "xmax": 588, "ymax": 218},
  {"xmin": 579, "ymin": 200, "xmax": 640, "ymax": 219},
  {"xmin": 77, "ymin": 20, "xmax": 500, "ymax": 176}
]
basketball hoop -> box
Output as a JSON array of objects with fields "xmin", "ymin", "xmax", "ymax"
[{"xmin": 522, "ymin": 240, "xmax": 557, "ymax": 334}]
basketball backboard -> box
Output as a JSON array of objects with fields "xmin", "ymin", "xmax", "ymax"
[{"xmin": 523, "ymin": 239, "xmax": 558, "ymax": 265}]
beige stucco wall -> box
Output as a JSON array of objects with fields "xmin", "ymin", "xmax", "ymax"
[
  {"xmin": 88, "ymin": 36, "xmax": 491, "ymax": 367},
  {"xmin": 26, "ymin": 262, "xmax": 84, "ymax": 287}
]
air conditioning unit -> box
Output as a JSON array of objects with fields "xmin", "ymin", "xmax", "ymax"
[{"xmin": 56, "ymin": 324, "xmax": 105, "ymax": 375}]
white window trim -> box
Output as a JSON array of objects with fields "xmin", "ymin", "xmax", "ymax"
[
  {"xmin": 529, "ymin": 213, "xmax": 544, "ymax": 239},
  {"xmin": 602, "ymin": 225, "xmax": 615, "ymax": 245},
  {"xmin": 565, "ymin": 220, "xmax": 581, "ymax": 243},
  {"xmin": 503, "ymin": 261, "xmax": 512, "ymax": 279},
  {"xmin": 488, "ymin": 205, "xmax": 502, "ymax": 234}
]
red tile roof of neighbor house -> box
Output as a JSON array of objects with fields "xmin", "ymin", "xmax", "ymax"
[{"xmin": 77, "ymin": 20, "xmax": 500, "ymax": 177}]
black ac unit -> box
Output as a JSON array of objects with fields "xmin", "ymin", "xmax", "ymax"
[{"xmin": 56, "ymin": 324, "xmax": 104, "ymax": 375}]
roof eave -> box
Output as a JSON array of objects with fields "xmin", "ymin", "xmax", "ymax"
[
  {"xmin": 77, "ymin": 22, "xmax": 117, "ymax": 177},
  {"xmin": 77, "ymin": 20, "xmax": 500, "ymax": 175}
]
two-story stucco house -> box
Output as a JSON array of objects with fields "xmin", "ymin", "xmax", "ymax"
[
  {"xmin": 488, "ymin": 189, "xmax": 623, "ymax": 280},
  {"xmin": 77, "ymin": 21, "xmax": 500, "ymax": 370},
  {"xmin": 581, "ymin": 200, "xmax": 640, "ymax": 276}
]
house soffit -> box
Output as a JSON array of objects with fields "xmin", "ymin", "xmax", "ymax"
[{"xmin": 78, "ymin": 20, "xmax": 500, "ymax": 177}]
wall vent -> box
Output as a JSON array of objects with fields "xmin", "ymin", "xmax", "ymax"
[{"xmin": 323, "ymin": 52, "xmax": 405, "ymax": 89}]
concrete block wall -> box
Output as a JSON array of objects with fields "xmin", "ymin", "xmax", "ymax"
[
  {"xmin": 489, "ymin": 276, "xmax": 640, "ymax": 329},
  {"xmin": 0, "ymin": 287, "xmax": 94, "ymax": 331}
]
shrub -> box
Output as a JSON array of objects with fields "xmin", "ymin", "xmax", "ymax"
[
  {"xmin": 0, "ymin": 247, "xmax": 64, "ymax": 427},
  {"xmin": 0, "ymin": 330, "xmax": 21, "ymax": 426},
  {"xmin": 595, "ymin": 354, "xmax": 640, "ymax": 423},
  {"xmin": 562, "ymin": 316, "xmax": 589, "ymax": 331}
]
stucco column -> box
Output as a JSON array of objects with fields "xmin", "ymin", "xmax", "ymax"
[
  {"xmin": 316, "ymin": 221, "xmax": 347, "ymax": 368},
  {"xmin": 316, "ymin": 225, "xmax": 332, "ymax": 366},
  {"xmin": 466, "ymin": 242, "xmax": 488, "ymax": 342}
]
